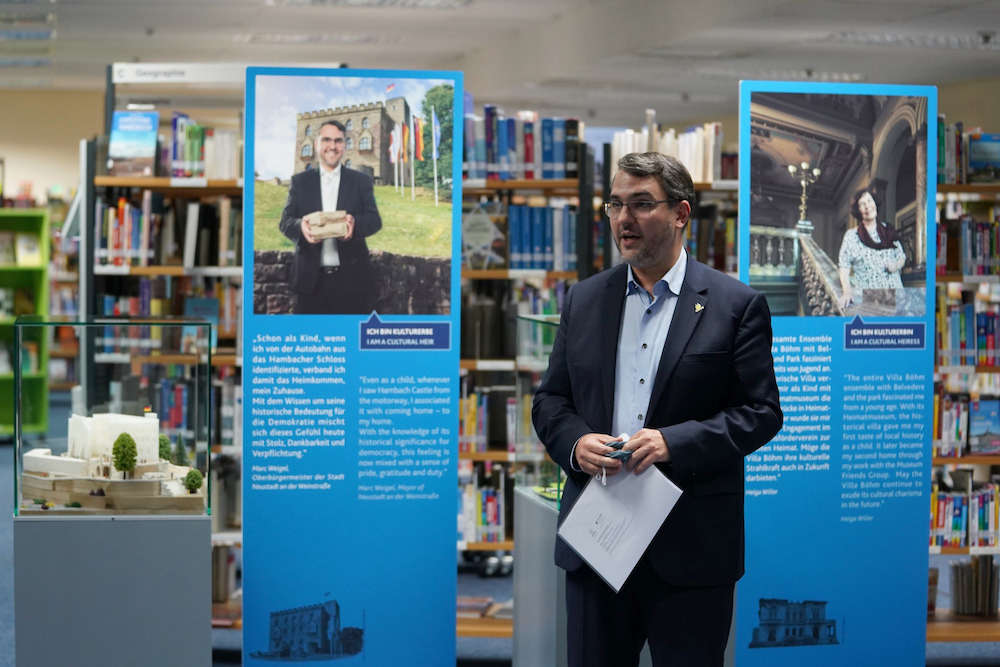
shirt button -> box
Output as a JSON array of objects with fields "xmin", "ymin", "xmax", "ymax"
[
  {"xmin": 639, "ymin": 378, "xmax": 645, "ymax": 384},
  {"xmin": 646, "ymin": 308, "xmax": 652, "ymax": 315},
  {"xmin": 638, "ymin": 413, "xmax": 643, "ymax": 420},
  {"xmin": 641, "ymin": 343, "xmax": 647, "ymax": 349}
]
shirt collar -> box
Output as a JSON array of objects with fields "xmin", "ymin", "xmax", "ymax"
[
  {"xmin": 320, "ymin": 163, "xmax": 342, "ymax": 183},
  {"xmin": 625, "ymin": 248, "xmax": 687, "ymax": 297}
]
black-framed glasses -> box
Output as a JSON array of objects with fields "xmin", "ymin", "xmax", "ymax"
[{"xmin": 603, "ymin": 199, "xmax": 674, "ymax": 218}]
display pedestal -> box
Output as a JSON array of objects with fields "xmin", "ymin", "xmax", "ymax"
[
  {"xmin": 513, "ymin": 486, "xmax": 735, "ymax": 666},
  {"xmin": 14, "ymin": 515, "xmax": 211, "ymax": 667}
]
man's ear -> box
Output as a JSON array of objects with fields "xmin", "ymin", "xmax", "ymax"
[{"xmin": 674, "ymin": 200, "xmax": 692, "ymax": 228}]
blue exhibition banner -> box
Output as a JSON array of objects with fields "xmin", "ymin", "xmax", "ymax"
[
  {"xmin": 737, "ymin": 81, "xmax": 936, "ymax": 665},
  {"xmin": 242, "ymin": 67, "xmax": 463, "ymax": 665}
]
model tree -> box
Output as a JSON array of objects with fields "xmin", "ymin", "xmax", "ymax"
[
  {"xmin": 112, "ymin": 433, "xmax": 138, "ymax": 479},
  {"xmin": 184, "ymin": 469, "xmax": 203, "ymax": 494},
  {"xmin": 159, "ymin": 434, "xmax": 172, "ymax": 461},
  {"xmin": 174, "ymin": 440, "xmax": 189, "ymax": 466}
]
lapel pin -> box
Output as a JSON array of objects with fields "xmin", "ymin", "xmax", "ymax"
[{"xmin": 694, "ymin": 303, "xmax": 704, "ymax": 313}]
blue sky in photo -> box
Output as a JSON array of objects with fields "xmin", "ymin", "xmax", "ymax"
[{"xmin": 253, "ymin": 73, "xmax": 452, "ymax": 180}]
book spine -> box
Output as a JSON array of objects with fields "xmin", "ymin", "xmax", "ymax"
[
  {"xmin": 564, "ymin": 118, "xmax": 579, "ymax": 179},
  {"xmin": 484, "ymin": 105, "xmax": 497, "ymax": 181},
  {"xmin": 523, "ymin": 121, "xmax": 535, "ymax": 179},
  {"xmin": 542, "ymin": 118, "xmax": 554, "ymax": 179},
  {"xmin": 552, "ymin": 118, "xmax": 566, "ymax": 179}
]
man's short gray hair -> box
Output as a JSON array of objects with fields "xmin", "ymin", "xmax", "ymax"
[{"xmin": 616, "ymin": 152, "xmax": 695, "ymax": 207}]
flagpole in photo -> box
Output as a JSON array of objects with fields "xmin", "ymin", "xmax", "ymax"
[
  {"xmin": 409, "ymin": 111, "xmax": 416, "ymax": 201},
  {"xmin": 389, "ymin": 122, "xmax": 399, "ymax": 194},
  {"xmin": 431, "ymin": 106, "xmax": 441, "ymax": 207}
]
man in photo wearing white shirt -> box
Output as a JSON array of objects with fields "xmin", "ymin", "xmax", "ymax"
[{"xmin": 279, "ymin": 120, "xmax": 382, "ymax": 314}]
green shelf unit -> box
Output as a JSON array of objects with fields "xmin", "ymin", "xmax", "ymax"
[{"xmin": 0, "ymin": 209, "xmax": 50, "ymax": 435}]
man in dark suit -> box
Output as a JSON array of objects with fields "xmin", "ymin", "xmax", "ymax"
[
  {"xmin": 532, "ymin": 152, "xmax": 782, "ymax": 667},
  {"xmin": 279, "ymin": 119, "xmax": 382, "ymax": 314}
]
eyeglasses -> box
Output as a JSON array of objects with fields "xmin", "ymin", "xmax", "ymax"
[{"xmin": 603, "ymin": 199, "xmax": 674, "ymax": 218}]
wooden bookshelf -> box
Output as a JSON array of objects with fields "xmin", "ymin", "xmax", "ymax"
[
  {"xmin": 937, "ymin": 183, "xmax": 1000, "ymax": 197},
  {"xmin": 94, "ymin": 264, "xmax": 243, "ymax": 278},
  {"xmin": 49, "ymin": 345, "xmax": 79, "ymax": 358},
  {"xmin": 933, "ymin": 455, "xmax": 1000, "ymax": 466},
  {"xmin": 928, "ymin": 610, "xmax": 1000, "ymax": 642},
  {"xmin": 462, "ymin": 269, "xmax": 576, "ymax": 281},
  {"xmin": 463, "ymin": 178, "xmax": 578, "ymax": 197},
  {"xmin": 460, "ymin": 358, "xmax": 516, "ymax": 371},
  {"xmin": 459, "ymin": 450, "xmax": 546, "ymax": 463},
  {"xmin": 94, "ymin": 175, "xmax": 242, "ymax": 197},
  {"xmin": 456, "ymin": 615, "xmax": 513, "ymax": 638},
  {"xmin": 937, "ymin": 365, "xmax": 1000, "ymax": 374},
  {"xmin": 49, "ymin": 381, "xmax": 76, "ymax": 392},
  {"xmin": 937, "ymin": 273, "xmax": 1000, "ymax": 284},
  {"xmin": 929, "ymin": 545, "xmax": 1000, "ymax": 555},
  {"xmin": 461, "ymin": 540, "xmax": 514, "ymax": 551}
]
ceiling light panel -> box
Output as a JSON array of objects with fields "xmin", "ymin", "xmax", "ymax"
[
  {"xmin": 265, "ymin": 0, "xmax": 470, "ymax": 8},
  {"xmin": 827, "ymin": 31, "xmax": 1000, "ymax": 50},
  {"xmin": 232, "ymin": 32, "xmax": 377, "ymax": 44}
]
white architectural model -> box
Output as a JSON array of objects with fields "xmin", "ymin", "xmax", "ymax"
[
  {"xmin": 20, "ymin": 410, "xmax": 204, "ymax": 514},
  {"xmin": 25, "ymin": 412, "xmax": 161, "ymax": 479}
]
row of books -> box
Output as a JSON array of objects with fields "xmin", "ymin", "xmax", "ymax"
[
  {"xmin": 0, "ymin": 287, "xmax": 34, "ymax": 319},
  {"xmin": 94, "ymin": 192, "xmax": 242, "ymax": 269},
  {"xmin": 507, "ymin": 202, "xmax": 577, "ymax": 271},
  {"xmin": 97, "ymin": 277, "xmax": 240, "ymax": 353},
  {"xmin": 688, "ymin": 206, "xmax": 738, "ymax": 274},
  {"xmin": 458, "ymin": 461, "xmax": 513, "ymax": 544},
  {"xmin": 458, "ymin": 389, "xmax": 541, "ymax": 455},
  {"xmin": 930, "ymin": 484, "xmax": 1000, "ymax": 547},
  {"xmin": 107, "ymin": 110, "xmax": 241, "ymax": 180},
  {"xmin": 950, "ymin": 556, "xmax": 999, "ymax": 617},
  {"xmin": 463, "ymin": 110, "xmax": 583, "ymax": 181},
  {"xmin": 937, "ymin": 115, "xmax": 1000, "ymax": 185},
  {"xmin": 0, "ymin": 231, "xmax": 42, "ymax": 267},
  {"xmin": 937, "ymin": 214, "xmax": 1000, "ymax": 277},
  {"xmin": 610, "ymin": 121, "xmax": 726, "ymax": 184},
  {"xmin": 212, "ymin": 369, "xmax": 241, "ymax": 449},
  {"xmin": 933, "ymin": 391, "xmax": 1000, "ymax": 457}
]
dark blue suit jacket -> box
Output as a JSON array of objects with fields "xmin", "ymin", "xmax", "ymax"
[
  {"xmin": 532, "ymin": 258, "xmax": 782, "ymax": 586},
  {"xmin": 278, "ymin": 166, "xmax": 382, "ymax": 294}
]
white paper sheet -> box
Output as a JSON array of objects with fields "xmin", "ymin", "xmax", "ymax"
[{"xmin": 557, "ymin": 466, "xmax": 683, "ymax": 592}]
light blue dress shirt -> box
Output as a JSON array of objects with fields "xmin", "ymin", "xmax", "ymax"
[
  {"xmin": 612, "ymin": 249, "xmax": 687, "ymax": 439},
  {"xmin": 570, "ymin": 249, "xmax": 687, "ymax": 469}
]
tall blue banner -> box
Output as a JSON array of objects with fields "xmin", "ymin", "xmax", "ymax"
[
  {"xmin": 243, "ymin": 67, "xmax": 463, "ymax": 665},
  {"xmin": 737, "ymin": 81, "xmax": 936, "ymax": 665}
]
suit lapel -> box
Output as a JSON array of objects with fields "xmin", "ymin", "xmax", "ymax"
[
  {"xmin": 598, "ymin": 265, "xmax": 628, "ymax": 432},
  {"xmin": 646, "ymin": 258, "xmax": 710, "ymax": 421}
]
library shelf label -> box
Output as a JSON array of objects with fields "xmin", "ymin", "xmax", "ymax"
[
  {"xmin": 242, "ymin": 66, "xmax": 464, "ymax": 666},
  {"xmin": 736, "ymin": 79, "xmax": 938, "ymax": 665}
]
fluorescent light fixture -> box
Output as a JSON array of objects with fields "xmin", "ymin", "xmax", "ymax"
[
  {"xmin": 0, "ymin": 11, "xmax": 55, "ymax": 25},
  {"xmin": 697, "ymin": 66, "xmax": 866, "ymax": 82},
  {"xmin": 233, "ymin": 32, "xmax": 376, "ymax": 44},
  {"xmin": 265, "ymin": 0, "xmax": 470, "ymax": 8},
  {"xmin": 0, "ymin": 27, "xmax": 53, "ymax": 39},
  {"xmin": 125, "ymin": 103, "xmax": 156, "ymax": 111},
  {"xmin": 827, "ymin": 31, "xmax": 1000, "ymax": 51},
  {"xmin": 0, "ymin": 56, "xmax": 50, "ymax": 66}
]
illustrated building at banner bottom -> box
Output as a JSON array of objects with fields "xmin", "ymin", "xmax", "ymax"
[
  {"xmin": 749, "ymin": 598, "xmax": 839, "ymax": 648},
  {"xmin": 255, "ymin": 600, "xmax": 364, "ymax": 660}
]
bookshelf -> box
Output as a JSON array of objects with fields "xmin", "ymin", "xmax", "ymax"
[
  {"xmin": 931, "ymin": 184, "xmax": 1000, "ymax": 640},
  {"xmin": 79, "ymin": 63, "xmax": 246, "ymax": 633},
  {"xmin": 0, "ymin": 209, "xmax": 49, "ymax": 434}
]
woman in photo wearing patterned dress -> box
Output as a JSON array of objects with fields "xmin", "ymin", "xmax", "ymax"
[{"xmin": 837, "ymin": 186, "xmax": 906, "ymax": 309}]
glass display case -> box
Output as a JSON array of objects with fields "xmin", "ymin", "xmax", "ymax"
[
  {"xmin": 14, "ymin": 316, "xmax": 212, "ymax": 516},
  {"xmin": 516, "ymin": 312, "xmax": 563, "ymax": 507}
]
